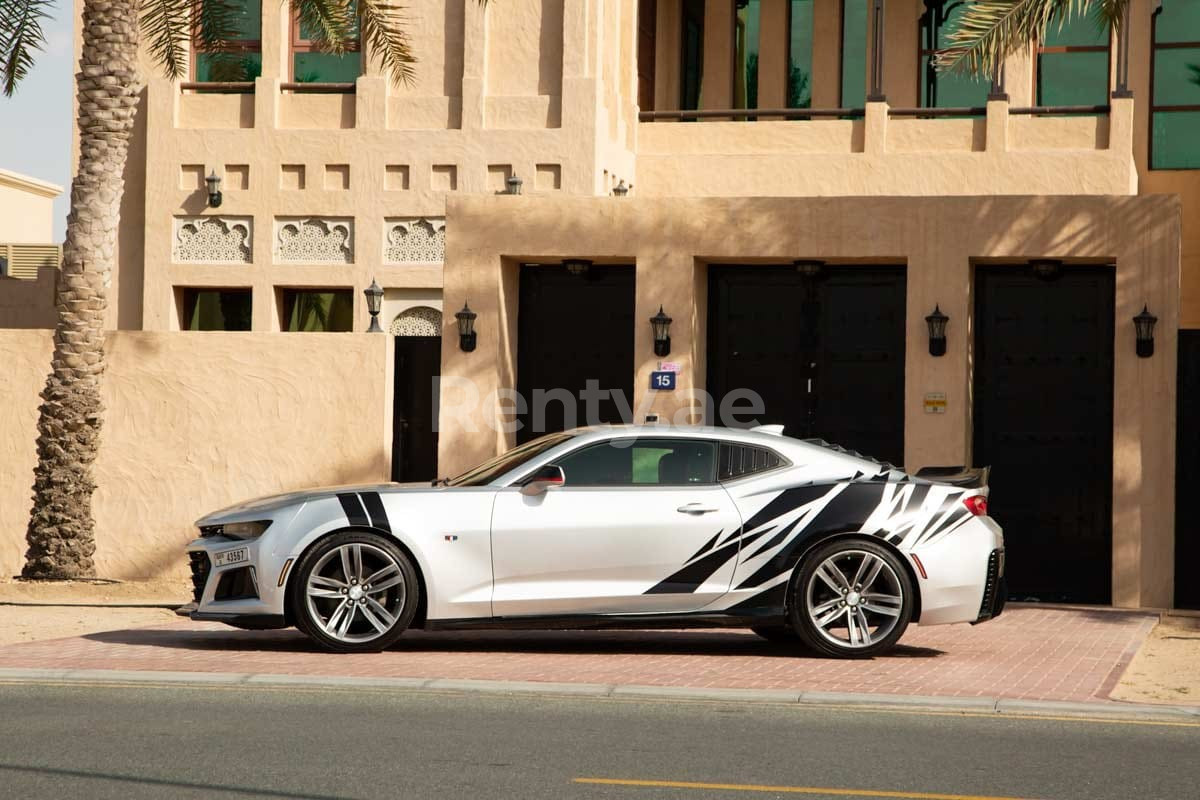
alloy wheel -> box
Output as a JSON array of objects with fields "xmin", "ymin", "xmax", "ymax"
[
  {"xmin": 804, "ymin": 549, "xmax": 905, "ymax": 650},
  {"xmin": 304, "ymin": 542, "xmax": 407, "ymax": 644}
]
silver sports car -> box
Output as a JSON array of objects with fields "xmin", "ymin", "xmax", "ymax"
[{"xmin": 183, "ymin": 425, "xmax": 1005, "ymax": 657}]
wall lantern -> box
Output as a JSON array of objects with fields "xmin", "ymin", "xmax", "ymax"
[
  {"xmin": 564, "ymin": 258, "xmax": 592, "ymax": 276},
  {"xmin": 613, "ymin": 180, "xmax": 629, "ymax": 197},
  {"xmin": 925, "ymin": 304, "xmax": 949, "ymax": 357},
  {"xmin": 364, "ymin": 278, "xmax": 384, "ymax": 333},
  {"xmin": 205, "ymin": 170, "xmax": 223, "ymax": 208},
  {"xmin": 793, "ymin": 259, "xmax": 824, "ymax": 278},
  {"xmin": 505, "ymin": 174, "xmax": 523, "ymax": 195},
  {"xmin": 1030, "ymin": 258, "xmax": 1062, "ymax": 281},
  {"xmin": 455, "ymin": 302, "xmax": 478, "ymax": 352},
  {"xmin": 650, "ymin": 305, "xmax": 673, "ymax": 357},
  {"xmin": 1133, "ymin": 305, "xmax": 1157, "ymax": 358}
]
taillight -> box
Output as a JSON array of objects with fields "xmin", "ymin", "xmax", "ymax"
[{"xmin": 963, "ymin": 495, "xmax": 988, "ymax": 516}]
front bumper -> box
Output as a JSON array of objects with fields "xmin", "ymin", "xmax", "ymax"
[{"xmin": 186, "ymin": 535, "xmax": 290, "ymax": 625}]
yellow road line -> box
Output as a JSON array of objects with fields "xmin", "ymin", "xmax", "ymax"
[{"xmin": 573, "ymin": 777, "xmax": 1042, "ymax": 800}]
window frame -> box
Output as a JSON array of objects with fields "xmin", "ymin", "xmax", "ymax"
[
  {"xmin": 1033, "ymin": 15, "xmax": 1112, "ymax": 108},
  {"xmin": 289, "ymin": 5, "xmax": 362, "ymax": 83},
  {"xmin": 189, "ymin": 0, "xmax": 263, "ymax": 83},
  {"xmin": 916, "ymin": 0, "xmax": 988, "ymax": 113},
  {"xmin": 528, "ymin": 436, "xmax": 721, "ymax": 488},
  {"xmin": 1149, "ymin": 4, "xmax": 1200, "ymax": 171},
  {"xmin": 181, "ymin": 287, "xmax": 253, "ymax": 331}
]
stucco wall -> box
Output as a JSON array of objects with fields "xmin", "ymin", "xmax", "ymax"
[
  {"xmin": 440, "ymin": 193, "xmax": 1181, "ymax": 609},
  {"xmin": 0, "ymin": 175, "xmax": 60, "ymax": 245},
  {"xmin": 0, "ymin": 331, "xmax": 392, "ymax": 580}
]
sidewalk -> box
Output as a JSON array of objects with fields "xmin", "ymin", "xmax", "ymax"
[{"xmin": 0, "ymin": 593, "xmax": 1172, "ymax": 710}]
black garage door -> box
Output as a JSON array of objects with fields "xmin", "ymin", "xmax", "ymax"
[
  {"xmin": 974, "ymin": 266, "xmax": 1114, "ymax": 603},
  {"xmin": 516, "ymin": 265, "xmax": 635, "ymax": 443},
  {"xmin": 707, "ymin": 266, "xmax": 906, "ymax": 466}
]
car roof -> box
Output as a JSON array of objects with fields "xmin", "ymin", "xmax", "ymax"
[{"xmin": 561, "ymin": 423, "xmax": 812, "ymax": 455}]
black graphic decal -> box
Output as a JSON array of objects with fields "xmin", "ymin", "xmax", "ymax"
[
  {"xmin": 337, "ymin": 493, "xmax": 370, "ymax": 527},
  {"xmin": 360, "ymin": 491, "xmax": 392, "ymax": 534}
]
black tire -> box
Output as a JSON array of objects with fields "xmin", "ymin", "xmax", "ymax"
[
  {"xmin": 789, "ymin": 538, "xmax": 913, "ymax": 659},
  {"xmin": 750, "ymin": 625, "xmax": 800, "ymax": 644},
  {"xmin": 289, "ymin": 530, "xmax": 420, "ymax": 653}
]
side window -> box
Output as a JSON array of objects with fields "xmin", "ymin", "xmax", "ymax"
[
  {"xmin": 718, "ymin": 442, "xmax": 784, "ymax": 481},
  {"xmin": 554, "ymin": 439, "xmax": 718, "ymax": 486}
]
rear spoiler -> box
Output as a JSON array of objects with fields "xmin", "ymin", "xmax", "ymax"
[{"xmin": 914, "ymin": 465, "xmax": 991, "ymax": 489}]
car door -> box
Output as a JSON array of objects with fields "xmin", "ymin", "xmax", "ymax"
[{"xmin": 490, "ymin": 437, "xmax": 744, "ymax": 617}]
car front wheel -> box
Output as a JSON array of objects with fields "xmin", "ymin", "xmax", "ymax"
[
  {"xmin": 291, "ymin": 531, "xmax": 419, "ymax": 653},
  {"xmin": 790, "ymin": 539, "xmax": 913, "ymax": 658}
]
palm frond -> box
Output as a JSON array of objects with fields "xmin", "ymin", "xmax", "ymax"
[
  {"xmin": 356, "ymin": 0, "xmax": 414, "ymax": 85},
  {"xmin": 934, "ymin": 0, "xmax": 1112, "ymax": 77},
  {"xmin": 195, "ymin": 0, "xmax": 241, "ymax": 53},
  {"xmin": 139, "ymin": 0, "xmax": 192, "ymax": 80},
  {"xmin": 293, "ymin": 0, "xmax": 356, "ymax": 57},
  {"xmin": 0, "ymin": 0, "xmax": 52, "ymax": 96}
]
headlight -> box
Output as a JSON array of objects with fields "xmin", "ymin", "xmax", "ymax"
[{"xmin": 204, "ymin": 520, "xmax": 272, "ymax": 540}]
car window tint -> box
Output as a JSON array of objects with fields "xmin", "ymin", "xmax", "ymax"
[
  {"xmin": 718, "ymin": 442, "xmax": 784, "ymax": 481},
  {"xmin": 555, "ymin": 439, "xmax": 717, "ymax": 486}
]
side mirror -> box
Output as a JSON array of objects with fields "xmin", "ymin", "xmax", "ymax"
[{"xmin": 520, "ymin": 464, "xmax": 565, "ymax": 496}]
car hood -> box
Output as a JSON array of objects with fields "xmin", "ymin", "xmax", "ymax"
[{"xmin": 195, "ymin": 481, "xmax": 440, "ymax": 525}]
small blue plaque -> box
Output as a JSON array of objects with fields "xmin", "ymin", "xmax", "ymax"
[{"xmin": 650, "ymin": 371, "xmax": 676, "ymax": 391}]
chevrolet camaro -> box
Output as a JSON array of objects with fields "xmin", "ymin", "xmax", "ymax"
[{"xmin": 183, "ymin": 425, "xmax": 1005, "ymax": 658}]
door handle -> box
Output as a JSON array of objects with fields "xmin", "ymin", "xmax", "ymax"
[{"xmin": 677, "ymin": 504, "xmax": 720, "ymax": 514}]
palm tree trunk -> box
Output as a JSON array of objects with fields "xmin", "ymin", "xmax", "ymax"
[{"xmin": 23, "ymin": 0, "xmax": 143, "ymax": 579}]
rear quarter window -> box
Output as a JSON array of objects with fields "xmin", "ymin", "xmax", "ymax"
[{"xmin": 718, "ymin": 442, "xmax": 786, "ymax": 481}]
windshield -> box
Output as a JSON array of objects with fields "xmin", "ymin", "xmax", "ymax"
[{"xmin": 445, "ymin": 432, "xmax": 576, "ymax": 487}]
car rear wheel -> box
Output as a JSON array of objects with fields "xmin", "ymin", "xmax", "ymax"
[
  {"xmin": 790, "ymin": 539, "xmax": 913, "ymax": 659},
  {"xmin": 291, "ymin": 531, "xmax": 419, "ymax": 653}
]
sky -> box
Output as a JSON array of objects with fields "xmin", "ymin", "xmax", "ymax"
[{"xmin": 0, "ymin": 5, "xmax": 74, "ymax": 241}]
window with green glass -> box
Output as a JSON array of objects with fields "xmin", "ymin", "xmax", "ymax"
[
  {"xmin": 193, "ymin": 0, "xmax": 262, "ymax": 82},
  {"xmin": 680, "ymin": 0, "xmax": 706, "ymax": 110},
  {"xmin": 293, "ymin": 4, "xmax": 361, "ymax": 82},
  {"xmin": 1036, "ymin": 10, "xmax": 1110, "ymax": 107},
  {"xmin": 734, "ymin": 0, "xmax": 761, "ymax": 110},
  {"xmin": 282, "ymin": 290, "xmax": 354, "ymax": 332},
  {"xmin": 788, "ymin": 0, "xmax": 813, "ymax": 108},
  {"xmin": 919, "ymin": 0, "xmax": 987, "ymax": 110},
  {"xmin": 182, "ymin": 289, "xmax": 252, "ymax": 331},
  {"xmin": 1151, "ymin": 1, "xmax": 1200, "ymax": 169},
  {"xmin": 841, "ymin": 0, "xmax": 868, "ymax": 108}
]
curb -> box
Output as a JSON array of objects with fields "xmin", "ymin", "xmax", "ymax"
[{"xmin": 0, "ymin": 667, "xmax": 1197, "ymax": 723}]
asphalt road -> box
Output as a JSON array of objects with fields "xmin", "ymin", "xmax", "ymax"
[{"xmin": 0, "ymin": 682, "xmax": 1195, "ymax": 800}]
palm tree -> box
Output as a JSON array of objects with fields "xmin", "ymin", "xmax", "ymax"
[
  {"xmin": 936, "ymin": 0, "xmax": 1128, "ymax": 76},
  {"xmin": 0, "ymin": 0, "xmax": 422, "ymax": 579}
]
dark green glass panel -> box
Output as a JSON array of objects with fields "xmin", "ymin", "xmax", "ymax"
[
  {"xmin": 841, "ymin": 0, "xmax": 867, "ymax": 107},
  {"xmin": 788, "ymin": 0, "xmax": 813, "ymax": 108},
  {"xmin": 293, "ymin": 52, "xmax": 362, "ymax": 82},
  {"xmin": 1156, "ymin": 0, "xmax": 1200, "ymax": 44},
  {"xmin": 196, "ymin": 53, "xmax": 262, "ymax": 82},
  {"xmin": 286, "ymin": 291, "xmax": 354, "ymax": 332},
  {"xmin": 1153, "ymin": 47, "xmax": 1200, "ymax": 106},
  {"xmin": 1152, "ymin": 111, "xmax": 1200, "ymax": 169},
  {"xmin": 185, "ymin": 290, "xmax": 251, "ymax": 331},
  {"xmin": 920, "ymin": 0, "xmax": 987, "ymax": 109},
  {"xmin": 1038, "ymin": 51, "xmax": 1109, "ymax": 106},
  {"xmin": 1044, "ymin": 11, "xmax": 1109, "ymax": 47},
  {"xmin": 680, "ymin": 0, "xmax": 705, "ymax": 109},
  {"xmin": 734, "ymin": 0, "xmax": 761, "ymax": 109}
]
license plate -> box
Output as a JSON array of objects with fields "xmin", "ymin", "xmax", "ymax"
[{"xmin": 213, "ymin": 546, "xmax": 249, "ymax": 568}]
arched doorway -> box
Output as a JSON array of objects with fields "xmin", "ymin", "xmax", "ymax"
[{"xmin": 391, "ymin": 306, "xmax": 442, "ymax": 483}]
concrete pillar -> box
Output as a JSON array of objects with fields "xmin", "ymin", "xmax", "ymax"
[
  {"xmin": 811, "ymin": 0, "xmax": 841, "ymax": 108},
  {"xmin": 461, "ymin": 0, "xmax": 487, "ymax": 130},
  {"xmin": 701, "ymin": 0, "xmax": 733, "ymax": 109},
  {"xmin": 985, "ymin": 99, "xmax": 1010, "ymax": 153},
  {"xmin": 634, "ymin": 251, "xmax": 705, "ymax": 425},
  {"xmin": 758, "ymin": 0, "xmax": 790, "ymax": 109},
  {"xmin": 864, "ymin": 100, "xmax": 888, "ymax": 154}
]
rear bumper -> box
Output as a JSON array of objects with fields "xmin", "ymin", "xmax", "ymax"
[
  {"xmin": 909, "ymin": 516, "xmax": 1005, "ymax": 626},
  {"xmin": 972, "ymin": 549, "xmax": 1007, "ymax": 624}
]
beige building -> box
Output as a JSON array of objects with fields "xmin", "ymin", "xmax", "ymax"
[
  {"xmin": 0, "ymin": 168, "xmax": 62, "ymax": 326},
  {"xmin": 0, "ymin": 0, "xmax": 1197, "ymax": 609}
]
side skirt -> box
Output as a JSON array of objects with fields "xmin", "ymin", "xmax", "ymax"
[{"xmin": 424, "ymin": 612, "xmax": 787, "ymax": 632}]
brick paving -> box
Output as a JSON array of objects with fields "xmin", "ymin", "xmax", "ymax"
[{"xmin": 0, "ymin": 606, "xmax": 1156, "ymax": 704}]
